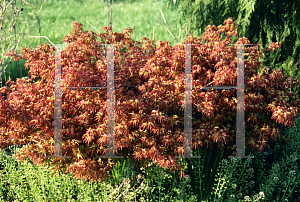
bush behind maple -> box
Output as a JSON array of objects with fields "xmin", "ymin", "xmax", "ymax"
[{"xmin": 1, "ymin": 18, "xmax": 300, "ymax": 183}]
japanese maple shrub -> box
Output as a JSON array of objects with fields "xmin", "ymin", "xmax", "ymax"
[{"xmin": 0, "ymin": 18, "xmax": 299, "ymax": 184}]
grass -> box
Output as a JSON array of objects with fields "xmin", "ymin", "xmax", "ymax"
[
  {"xmin": 1, "ymin": 0, "xmax": 186, "ymax": 87},
  {"xmin": 0, "ymin": 0, "xmax": 300, "ymax": 201}
]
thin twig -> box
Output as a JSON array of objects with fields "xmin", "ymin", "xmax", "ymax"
[
  {"xmin": 137, "ymin": 0, "xmax": 178, "ymax": 44},
  {"xmin": 28, "ymin": 36, "xmax": 57, "ymax": 49},
  {"xmin": 86, "ymin": 20, "xmax": 101, "ymax": 34}
]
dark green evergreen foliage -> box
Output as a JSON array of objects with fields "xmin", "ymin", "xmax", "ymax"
[{"xmin": 162, "ymin": 0, "xmax": 300, "ymax": 96}]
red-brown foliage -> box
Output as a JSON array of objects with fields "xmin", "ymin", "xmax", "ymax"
[{"xmin": 1, "ymin": 18, "xmax": 299, "ymax": 183}]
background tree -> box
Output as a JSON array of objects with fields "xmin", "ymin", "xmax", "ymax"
[
  {"xmin": 0, "ymin": 0, "xmax": 46, "ymax": 88},
  {"xmin": 161, "ymin": 0, "xmax": 300, "ymax": 95}
]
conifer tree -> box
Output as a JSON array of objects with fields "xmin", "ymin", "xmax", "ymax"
[{"xmin": 161, "ymin": 0, "xmax": 300, "ymax": 95}]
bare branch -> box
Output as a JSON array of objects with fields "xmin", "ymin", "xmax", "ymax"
[
  {"xmin": 0, "ymin": 0, "xmax": 46, "ymax": 87},
  {"xmin": 86, "ymin": 20, "xmax": 101, "ymax": 34}
]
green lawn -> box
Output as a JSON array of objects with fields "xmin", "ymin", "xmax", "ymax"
[{"xmin": 1, "ymin": 0, "xmax": 186, "ymax": 86}]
